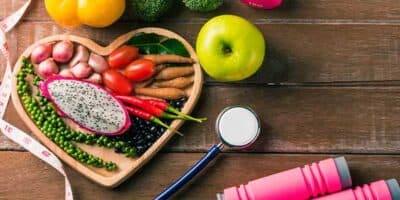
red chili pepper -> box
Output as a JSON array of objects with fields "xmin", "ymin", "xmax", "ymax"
[
  {"xmin": 146, "ymin": 99, "xmax": 207, "ymax": 123},
  {"xmin": 116, "ymin": 96, "xmax": 202, "ymax": 122},
  {"xmin": 125, "ymin": 106, "xmax": 183, "ymax": 136}
]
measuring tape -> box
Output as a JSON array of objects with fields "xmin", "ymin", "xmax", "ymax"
[{"xmin": 0, "ymin": 1, "xmax": 73, "ymax": 199}]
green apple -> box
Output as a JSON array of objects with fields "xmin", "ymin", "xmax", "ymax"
[{"xmin": 196, "ymin": 15, "xmax": 265, "ymax": 81}]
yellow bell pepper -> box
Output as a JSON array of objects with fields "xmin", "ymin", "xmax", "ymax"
[{"xmin": 45, "ymin": 0, "xmax": 125, "ymax": 28}]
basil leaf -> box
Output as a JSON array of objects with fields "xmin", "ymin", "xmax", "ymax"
[{"xmin": 127, "ymin": 32, "xmax": 190, "ymax": 57}]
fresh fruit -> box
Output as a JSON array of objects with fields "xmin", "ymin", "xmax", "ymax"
[
  {"xmin": 124, "ymin": 59, "xmax": 156, "ymax": 82},
  {"xmin": 44, "ymin": 0, "xmax": 125, "ymax": 28},
  {"xmin": 52, "ymin": 40, "xmax": 74, "ymax": 63},
  {"xmin": 129, "ymin": 0, "xmax": 174, "ymax": 22},
  {"xmin": 30, "ymin": 43, "xmax": 53, "ymax": 64},
  {"xmin": 182, "ymin": 0, "xmax": 223, "ymax": 12},
  {"xmin": 39, "ymin": 76, "xmax": 131, "ymax": 135},
  {"xmin": 108, "ymin": 45, "xmax": 139, "ymax": 68},
  {"xmin": 102, "ymin": 69, "xmax": 134, "ymax": 95},
  {"xmin": 196, "ymin": 15, "xmax": 265, "ymax": 81}
]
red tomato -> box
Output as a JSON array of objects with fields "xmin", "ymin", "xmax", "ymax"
[
  {"xmin": 102, "ymin": 69, "xmax": 133, "ymax": 95},
  {"xmin": 124, "ymin": 59, "xmax": 156, "ymax": 82},
  {"xmin": 108, "ymin": 45, "xmax": 139, "ymax": 68}
]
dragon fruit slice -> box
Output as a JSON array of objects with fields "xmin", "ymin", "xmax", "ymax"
[{"xmin": 39, "ymin": 76, "xmax": 131, "ymax": 135}]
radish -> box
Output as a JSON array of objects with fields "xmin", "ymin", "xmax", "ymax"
[
  {"xmin": 37, "ymin": 58, "xmax": 59, "ymax": 79},
  {"xmin": 53, "ymin": 40, "xmax": 74, "ymax": 63},
  {"xmin": 30, "ymin": 43, "xmax": 53, "ymax": 64}
]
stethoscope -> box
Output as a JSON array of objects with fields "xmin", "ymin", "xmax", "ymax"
[{"xmin": 155, "ymin": 106, "xmax": 261, "ymax": 200}]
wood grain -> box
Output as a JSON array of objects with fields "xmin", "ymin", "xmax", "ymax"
[
  {"xmin": 3, "ymin": 85, "xmax": 400, "ymax": 153},
  {"xmin": 1, "ymin": 151, "xmax": 400, "ymax": 200},
  {"xmin": 2, "ymin": 0, "xmax": 400, "ymax": 22},
  {"xmin": 0, "ymin": 22, "xmax": 398, "ymax": 84},
  {"xmin": 9, "ymin": 28, "xmax": 203, "ymax": 187}
]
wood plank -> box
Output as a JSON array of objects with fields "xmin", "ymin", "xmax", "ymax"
[
  {"xmin": 1, "ymin": 151, "xmax": 400, "ymax": 199},
  {"xmin": 3, "ymin": 0, "xmax": 400, "ymax": 22},
  {"xmin": 3, "ymin": 86, "xmax": 400, "ymax": 153},
  {"xmin": 1, "ymin": 22, "xmax": 397, "ymax": 84}
]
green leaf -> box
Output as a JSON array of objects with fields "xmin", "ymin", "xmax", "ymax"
[{"xmin": 127, "ymin": 32, "xmax": 190, "ymax": 57}]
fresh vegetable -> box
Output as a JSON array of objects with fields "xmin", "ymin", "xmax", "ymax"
[
  {"xmin": 182, "ymin": 0, "xmax": 223, "ymax": 12},
  {"xmin": 129, "ymin": 0, "xmax": 174, "ymax": 22},
  {"xmin": 124, "ymin": 59, "xmax": 156, "ymax": 82},
  {"xmin": 128, "ymin": 33, "xmax": 190, "ymax": 57},
  {"xmin": 111, "ymin": 98, "xmax": 186, "ymax": 155},
  {"xmin": 146, "ymin": 98, "xmax": 206, "ymax": 122},
  {"xmin": 84, "ymin": 73, "xmax": 102, "ymax": 84},
  {"xmin": 59, "ymin": 68, "xmax": 74, "ymax": 78},
  {"xmin": 135, "ymin": 87, "xmax": 187, "ymax": 100},
  {"xmin": 69, "ymin": 45, "xmax": 89, "ymax": 67},
  {"xmin": 18, "ymin": 58, "xmax": 120, "ymax": 170},
  {"xmin": 44, "ymin": 0, "xmax": 125, "ymax": 28},
  {"xmin": 153, "ymin": 76, "xmax": 194, "ymax": 88},
  {"xmin": 141, "ymin": 54, "xmax": 194, "ymax": 65},
  {"xmin": 136, "ymin": 78, "xmax": 154, "ymax": 88},
  {"xmin": 155, "ymin": 66, "xmax": 194, "ymax": 80},
  {"xmin": 108, "ymin": 45, "xmax": 139, "ymax": 68},
  {"xmin": 102, "ymin": 69, "xmax": 134, "ymax": 95},
  {"xmin": 30, "ymin": 43, "xmax": 53, "ymax": 64},
  {"xmin": 37, "ymin": 58, "xmax": 59, "ymax": 79},
  {"xmin": 70, "ymin": 62, "xmax": 93, "ymax": 78},
  {"xmin": 196, "ymin": 15, "xmax": 265, "ymax": 81},
  {"xmin": 116, "ymin": 95, "xmax": 203, "ymax": 122},
  {"xmin": 88, "ymin": 53, "xmax": 109, "ymax": 73},
  {"xmin": 52, "ymin": 40, "xmax": 74, "ymax": 63},
  {"xmin": 125, "ymin": 106, "xmax": 183, "ymax": 136},
  {"xmin": 39, "ymin": 76, "xmax": 131, "ymax": 135}
]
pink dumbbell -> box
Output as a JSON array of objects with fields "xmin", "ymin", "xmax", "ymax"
[
  {"xmin": 217, "ymin": 157, "xmax": 352, "ymax": 200},
  {"xmin": 314, "ymin": 179, "xmax": 400, "ymax": 200},
  {"xmin": 241, "ymin": 0, "xmax": 282, "ymax": 9}
]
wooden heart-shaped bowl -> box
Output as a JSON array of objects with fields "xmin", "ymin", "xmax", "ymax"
[{"xmin": 11, "ymin": 28, "xmax": 203, "ymax": 187}]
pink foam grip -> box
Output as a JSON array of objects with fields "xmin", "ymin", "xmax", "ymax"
[
  {"xmin": 314, "ymin": 180, "xmax": 392, "ymax": 200},
  {"xmin": 223, "ymin": 158, "xmax": 344, "ymax": 200},
  {"xmin": 241, "ymin": 0, "xmax": 282, "ymax": 9}
]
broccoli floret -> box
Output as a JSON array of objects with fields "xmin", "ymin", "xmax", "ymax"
[
  {"xmin": 182, "ymin": 0, "xmax": 223, "ymax": 12},
  {"xmin": 130, "ymin": 0, "xmax": 174, "ymax": 22}
]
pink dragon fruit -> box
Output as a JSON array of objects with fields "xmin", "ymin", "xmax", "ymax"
[{"xmin": 39, "ymin": 76, "xmax": 131, "ymax": 135}]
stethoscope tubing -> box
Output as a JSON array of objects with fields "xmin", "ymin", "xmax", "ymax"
[{"xmin": 154, "ymin": 143, "xmax": 225, "ymax": 200}]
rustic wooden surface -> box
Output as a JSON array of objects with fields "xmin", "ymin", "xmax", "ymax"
[{"xmin": 1, "ymin": 0, "xmax": 400, "ymax": 199}]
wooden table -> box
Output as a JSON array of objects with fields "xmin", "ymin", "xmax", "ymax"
[{"xmin": 1, "ymin": 1, "xmax": 400, "ymax": 199}]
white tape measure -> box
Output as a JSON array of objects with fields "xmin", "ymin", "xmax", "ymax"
[{"xmin": 0, "ymin": 1, "xmax": 73, "ymax": 199}]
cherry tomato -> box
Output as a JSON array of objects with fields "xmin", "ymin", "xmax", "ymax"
[
  {"xmin": 102, "ymin": 69, "xmax": 133, "ymax": 95},
  {"xmin": 108, "ymin": 45, "xmax": 139, "ymax": 68},
  {"xmin": 124, "ymin": 59, "xmax": 156, "ymax": 82}
]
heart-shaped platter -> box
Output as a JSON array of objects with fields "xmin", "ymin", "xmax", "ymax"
[{"xmin": 11, "ymin": 27, "xmax": 203, "ymax": 187}]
